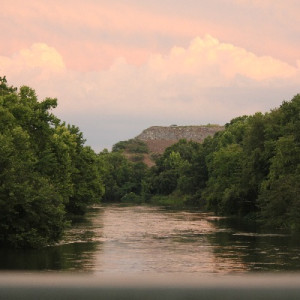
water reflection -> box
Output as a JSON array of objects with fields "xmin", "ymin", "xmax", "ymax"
[
  {"xmin": 0, "ymin": 241, "xmax": 99, "ymax": 271},
  {"xmin": 95, "ymin": 205, "xmax": 247, "ymax": 274},
  {"xmin": 208, "ymin": 217, "xmax": 300, "ymax": 272},
  {"xmin": 1, "ymin": 204, "xmax": 300, "ymax": 273},
  {"xmin": 0, "ymin": 206, "xmax": 104, "ymax": 271}
]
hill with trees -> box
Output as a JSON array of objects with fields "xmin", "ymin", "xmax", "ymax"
[
  {"xmin": 105, "ymin": 94, "xmax": 300, "ymax": 231},
  {"xmin": 112, "ymin": 125, "xmax": 224, "ymax": 167}
]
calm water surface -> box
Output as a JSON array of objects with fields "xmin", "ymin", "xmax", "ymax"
[{"xmin": 1, "ymin": 204, "xmax": 300, "ymax": 274}]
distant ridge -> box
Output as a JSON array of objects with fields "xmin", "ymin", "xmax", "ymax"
[{"xmin": 136, "ymin": 125, "xmax": 224, "ymax": 154}]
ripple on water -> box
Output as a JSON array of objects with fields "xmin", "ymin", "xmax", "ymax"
[{"xmin": 2, "ymin": 204, "xmax": 300, "ymax": 273}]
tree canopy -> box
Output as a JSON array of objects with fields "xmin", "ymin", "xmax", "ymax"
[
  {"xmin": 0, "ymin": 77, "xmax": 104, "ymax": 248},
  {"xmin": 142, "ymin": 94, "xmax": 300, "ymax": 230}
]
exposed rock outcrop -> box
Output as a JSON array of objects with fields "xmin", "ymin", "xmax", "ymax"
[{"xmin": 136, "ymin": 125, "xmax": 224, "ymax": 154}]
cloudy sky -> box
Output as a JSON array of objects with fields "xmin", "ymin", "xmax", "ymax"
[{"xmin": 1, "ymin": 0, "xmax": 299, "ymax": 151}]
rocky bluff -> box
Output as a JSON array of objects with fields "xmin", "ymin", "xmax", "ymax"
[{"xmin": 136, "ymin": 125, "xmax": 224, "ymax": 154}]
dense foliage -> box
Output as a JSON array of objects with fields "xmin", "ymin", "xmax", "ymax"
[
  {"xmin": 102, "ymin": 94, "xmax": 300, "ymax": 231},
  {"xmin": 98, "ymin": 150, "xmax": 148, "ymax": 203},
  {"xmin": 112, "ymin": 138, "xmax": 148, "ymax": 154},
  {"xmin": 142, "ymin": 94, "xmax": 300, "ymax": 230},
  {"xmin": 0, "ymin": 77, "xmax": 104, "ymax": 248},
  {"xmin": 2, "ymin": 75, "xmax": 299, "ymax": 249}
]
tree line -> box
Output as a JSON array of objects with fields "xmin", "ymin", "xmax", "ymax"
[
  {"xmin": 1, "ymin": 77, "xmax": 299, "ymax": 248},
  {"xmin": 0, "ymin": 77, "xmax": 104, "ymax": 248},
  {"xmin": 104, "ymin": 93, "xmax": 300, "ymax": 231}
]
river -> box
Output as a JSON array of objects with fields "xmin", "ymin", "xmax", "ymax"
[{"xmin": 1, "ymin": 204, "xmax": 300, "ymax": 274}]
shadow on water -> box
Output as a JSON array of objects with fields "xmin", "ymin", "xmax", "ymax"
[
  {"xmin": 0, "ymin": 241, "xmax": 100, "ymax": 271},
  {"xmin": 207, "ymin": 216, "xmax": 300, "ymax": 272},
  {"xmin": 0, "ymin": 206, "xmax": 104, "ymax": 271}
]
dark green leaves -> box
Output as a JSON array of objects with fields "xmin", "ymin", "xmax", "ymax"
[{"xmin": 0, "ymin": 78, "xmax": 104, "ymax": 248}]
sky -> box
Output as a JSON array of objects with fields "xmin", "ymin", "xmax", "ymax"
[{"xmin": 1, "ymin": 0, "xmax": 299, "ymax": 151}]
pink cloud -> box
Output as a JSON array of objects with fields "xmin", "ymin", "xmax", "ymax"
[
  {"xmin": 2, "ymin": 34, "xmax": 299, "ymax": 95},
  {"xmin": 3, "ymin": 34, "xmax": 298, "ymax": 120},
  {"xmin": 3, "ymin": 0, "xmax": 299, "ymax": 73},
  {"xmin": 1, "ymin": 0, "xmax": 299, "ymax": 150},
  {"xmin": 0, "ymin": 43, "xmax": 65, "ymax": 82},
  {"xmin": 1, "ymin": 33, "xmax": 299, "ymax": 150},
  {"xmin": 147, "ymin": 35, "xmax": 298, "ymax": 83}
]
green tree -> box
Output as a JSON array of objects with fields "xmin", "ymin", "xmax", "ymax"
[
  {"xmin": 259, "ymin": 135, "xmax": 300, "ymax": 229},
  {"xmin": 203, "ymin": 143, "xmax": 244, "ymax": 214},
  {"xmin": 99, "ymin": 150, "xmax": 147, "ymax": 202},
  {"xmin": 0, "ymin": 78, "xmax": 104, "ymax": 247}
]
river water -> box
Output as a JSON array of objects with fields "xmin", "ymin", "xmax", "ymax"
[{"xmin": 1, "ymin": 204, "xmax": 300, "ymax": 274}]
